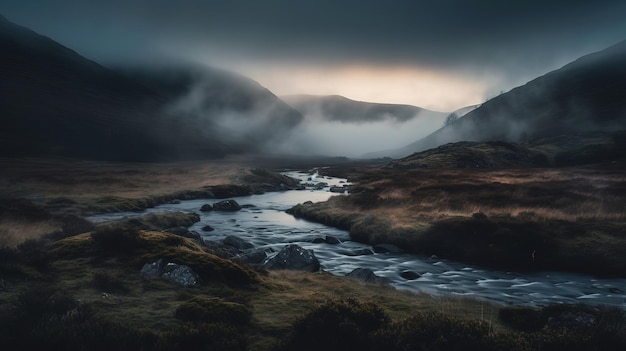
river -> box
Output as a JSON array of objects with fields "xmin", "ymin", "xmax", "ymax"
[{"xmin": 88, "ymin": 171, "xmax": 626, "ymax": 308}]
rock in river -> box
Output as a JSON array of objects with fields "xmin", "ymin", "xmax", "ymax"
[
  {"xmin": 346, "ymin": 268, "xmax": 390, "ymax": 284},
  {"xmin": 212, "ymin": 199, "xmax": 242, "ymax": 211},
  {"xmin": 264, "ymin": 244, "xmax": 320, "ymax": 272}
]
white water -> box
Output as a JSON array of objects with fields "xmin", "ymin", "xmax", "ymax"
[{"xmin": 88, "ymin": 171, "xmax": 626, "ymax": 308}]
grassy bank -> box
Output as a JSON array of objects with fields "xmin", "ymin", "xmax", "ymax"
[
  {"xmin": 1, "ymin": 223, "xmax": 624, "ymax": 350},
  {"xmin": 289, "ymin": 166, "xmax": 626, "ymax": 277}
]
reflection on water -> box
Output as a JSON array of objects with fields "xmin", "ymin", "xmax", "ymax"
[{"xmin": 89, "ymin": 171, "xmax": 626, "ymax": 308}]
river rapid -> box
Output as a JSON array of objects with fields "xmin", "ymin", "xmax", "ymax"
[{"xmin": 89, "ymin": 171, "xmax": 626, "ymax": 308}]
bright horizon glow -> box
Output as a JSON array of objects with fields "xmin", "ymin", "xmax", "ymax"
[{"xmin": 225, "ymin": 63, "xmax": 490, "ymax": 112}]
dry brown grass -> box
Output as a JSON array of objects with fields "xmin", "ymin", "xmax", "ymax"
[
  {"xmin": 0, "ymin": 157, "xmax": 254, "ymax": 200},
  {"xmin": 347, "ymin": 167, "xmax": 626, "ymax": 223},
  {"xmin": 249, "ymin": 270, "xmax": 502, "ymax": 348},
  {"xmin": 0, "ymin": 217, "xmax": 60, "ymax": 247}
]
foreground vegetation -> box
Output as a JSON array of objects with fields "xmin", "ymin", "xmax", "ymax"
[
  {"xmin": 1, "ymin": 223, "xmax": 624, "ymax": 350},
  {"xmin": 1, "ymin": 157, "xmax": 625, "ymax": 349}
]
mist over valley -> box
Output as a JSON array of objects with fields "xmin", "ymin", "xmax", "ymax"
[{"xmin": 2, "ymin": 2, "xmax": 626, "ymax": 350}]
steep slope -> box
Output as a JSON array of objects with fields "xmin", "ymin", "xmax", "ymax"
[
  {"xmin": 0, "ymin": 14, "xmax": 303, "ymax": 160},
  {"xmin": 384, "ymin": 40, "xmax": 626, "ymax": 158},
  {"xmin": 121, "ymin": 65, "xmax": 303, "ymax": 154},
  {"xmin": 0, "ymin": 14, "xmax": 168, "ymax": 160}
]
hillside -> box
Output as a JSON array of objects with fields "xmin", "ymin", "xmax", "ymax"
[
  {"xmin": 282, "ymin": 94, "xmax": 444, "ymax": 124},
  {"xmin": 377, "ymin": 40, "xmax": 626, "ymax": 158},
  {"xmin": 0, "ymin": 14, "xmax": 302, "ymax": 161}
]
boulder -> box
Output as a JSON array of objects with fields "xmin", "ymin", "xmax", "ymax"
[
  {"xmin": 212, "ymin": 199, "xmax": 242, "ymax": 211},
  {"xmin": 236, "ymin": 250, "xmax": 267, "ymax": 264},
  {"xmin": 311, "ymin": 236, "xmax": 341, "ymax": 244},
  {"xmin": 400, "ymin": 270, "xmax": 421, "ymax": 280},
  {"xmin": 342, "ymin": 248, "xmax": 374, "ymax": 256},
  {"xmin": 161, "ymin": 263, "xmax": 199, "ymax": 287},
  {"xmin": 346, "ymin": 268, "xmax": 390, "ymax": 284},
  {"xmin": 139, "ymin": 259, "xmax": 199, "ymax": 287},
  {"xmin": 223, "ymin": 235, "xmax": 254, "ymax": 250},
  {"xmin": 201, "ymin": 225, "xmax": 215, "ymax": 232},
  {"xmin": 324, "ymin": 236, "xmax": 341, "ymax": 244},
  {"xmin": 264, "ymin": 244, "xmax": 320, "ymax": 272},
  {"xmin": 140, "ymin": 258, "xmax": 165, "ymax": 280},
  {"xmin": 200, "ymin": 204, "xmax": 213, "ymax": 212},
  {"xmin": 373, "ymin": 243, "xmax": 403, "ymax": 254}
]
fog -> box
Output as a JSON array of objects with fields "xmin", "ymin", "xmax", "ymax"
[{"xmin": 267, "ymin": 111, "xmax": 446, "ymax": 157}]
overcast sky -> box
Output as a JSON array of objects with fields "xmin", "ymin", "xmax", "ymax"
[{"xmin": 2, "ymin": 0, "xmax": 625, "ymax": 111}]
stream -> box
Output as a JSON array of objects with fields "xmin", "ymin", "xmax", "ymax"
[{"xmin": 88, "ymin": 171, "xmax": 626, "ymax": 308}]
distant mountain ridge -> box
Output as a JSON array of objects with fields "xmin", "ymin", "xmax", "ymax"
[
  {"xmin": 372, "ymin": 40, "xmax": 626, "ymax": 158},
  {"xmin": 0, "ymin": 14, "xmax": 302, "ymax": 160}
]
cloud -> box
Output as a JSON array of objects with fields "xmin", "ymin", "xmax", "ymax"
[{"xmin": 1, "ymin": 0, "xmax": 625, "ymax": 109}]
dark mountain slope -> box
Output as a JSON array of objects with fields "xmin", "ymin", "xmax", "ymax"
[
  {"xmin": 0, "ymin": 14, "xmax": 169, "ymax": 160},
  {"xmin": 390, "ymin": 40, "xmax": 626, "ymax": 157},
  {"xmin": 121, "ymin": 65, "xmax": 303, "ymax": 153},
  {"xmin": 0, "ymin": 14, "xmax": 303, "ymax": 160}
]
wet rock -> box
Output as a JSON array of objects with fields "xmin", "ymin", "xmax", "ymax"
[
  {"xmin": 346, "ymin": 268, "xmax": 390, "ymax": 284},
  {"xmin": 264, "ymin": 244, "xmax": 320, "ymax": 272},
  {"xmin": 373, "ymin": 243, "xmax": 403, "ymax": 254},
  {"xmin": 212, "ymin": 199, "xmax": 241, "ymax": 211},
  {"xmin": 311, "ymin": 236, "xmax": 341, "ymax": 244},
  {"xmin": 236, "ymin": 250, "xmax": 267, "ymax": 264},
  {"xmin": 400, "ymin": 270, "xmax": 421, "ymax": 280},
  {"xmin": 140, "ymin": 258, "xmax": 165, "ymax": 280},
  {"xmin": 329, "ymin": 186, "xmax": 347, "ymax": 193},
  {"xmin": 140, "ymin": 259, "xmax": 199, "ymax": 287},
  {"xmin": 161, "ymin": 263, "xmax": 199, "ymax": 287},
  {"xmin": 324, "ymin": 236, "xmax": 341, "ymax": 244},
  {"xmin": 200, "ymin": 204, "xmax": 213, "ymax": 212},
  {"xmin": 223, "ymin": 235, "xmax": 254, "ymax": 250},
  {"xmin": 170, "ymin": 199, "xmax": 181, "ymax": 204},
  {"xmin": 201, "ymin": 225, "xmax": 215, "ymax": 232},
  {"xmin": 342, "ymin": 248, "xmax": 374, "ymax": 256}
]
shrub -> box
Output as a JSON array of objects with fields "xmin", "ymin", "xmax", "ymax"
[
  {"xmin": 375, "ymin": 312, "xmax": 530, "ymax": 351},
  {"xmin": 174, "ymin": 296, "xmax": 251, "ymax": 326},
  {"xmin": 282, "ymin": 298, "xmax": 390, "ymax": 351},
  {"xmin": 92, "ymin": 271, "xmax": 129, "ymax": 293},
  {"xmin": 91, "ymin": 226, "xmax": 145, "ymax": 255},
  {"xmin": 157, "ymin": 322, "xmax": 247, "ymax": 351}
]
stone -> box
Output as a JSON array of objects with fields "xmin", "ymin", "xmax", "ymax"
[
  {"xmin": 200, "ymin": 204, "xmax": 213, "ymax": 212},
  {"xmin": 236, "ymin": 250, "xmax": 267, "ymax": 264},
  {"xmin": 324, "ymin": 236, "xmax": 341, "ymax": 244},
  {"xmin": 212, "ymin": 199, "xmax": 242, "ymax": 211},
  {"xmin": 400, "ymin": 270, "xmax": 421, "ymax": 280},
  {"xmin": 346, "ymin": 268, "xmax": 390, "ymax": 284},
  {"xmin": 223, "ymin": 235, "xmax": 254, "ymax": 250},
  {"xmin": 202, "ymin": 225, "xmax": 215, "ymax": 232},
  {"xmin": 373, "ymin": 243, "xmax": 403, "ymax": 254},
  {"xmin": 140, "ymin": 258, "xmax": 165, "ymax": 280},
  {"xmin": 264, "ymin": 244, "xmax": 320, "ymax": 272},
  {"xmin": 342, "ymin": 248, "xmax": 374, "ymax": 256},
  {"xmin": 161, "ymin": 263, "xmax": 199, "ymax": 287},
  {"xmin": 140, "ymin": 259, "xmax": 199, "ymax": 287}
]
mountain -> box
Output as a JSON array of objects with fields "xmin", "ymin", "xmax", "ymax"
[
  {"xmin": 378, "ymin": 40, "xmax": 626, "ymax": 158},
  {"xmin": 282, "ymin": 94, "xmax": 443, "ymax": 123},
  {"xmin": 120, "ymin": 64, "xmax": 303, "ymax": 154},
  {"xmin": 0, "ymin": 14, "xmax": 302, "ymax": 161}
]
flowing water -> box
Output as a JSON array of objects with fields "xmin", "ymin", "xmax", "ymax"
[{"xmin": 89, "ymin": 171, "xmax": 626, "ymax": 308}]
